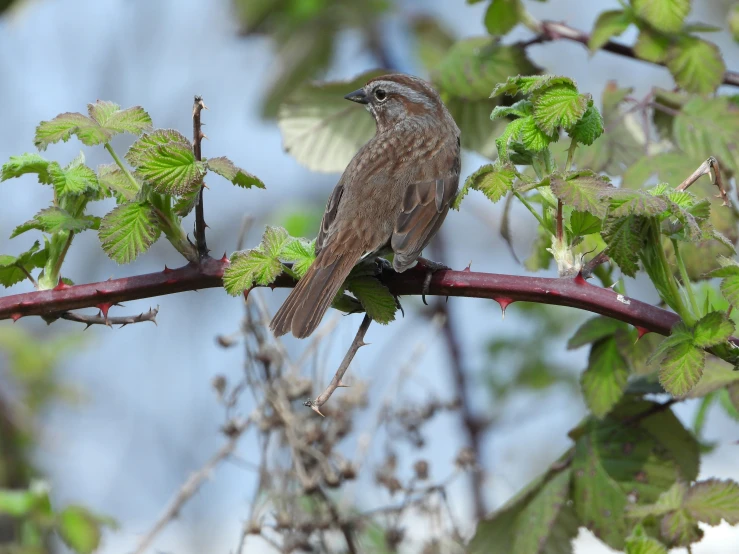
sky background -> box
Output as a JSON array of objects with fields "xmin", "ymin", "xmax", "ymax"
[{"xmin": 0, "ymin": 0, "xmax": 738, "ymax": 552}]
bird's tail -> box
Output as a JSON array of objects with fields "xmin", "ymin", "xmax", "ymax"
[{"xmin": 270, "ymin": 247, "xmax": 360, "ymax": 338}]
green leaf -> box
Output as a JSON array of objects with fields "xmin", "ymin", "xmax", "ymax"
[
  {"xmin": 436, "ymin": 40, "xmax": 538, "ymax": 101},
  {"xmin": 568, "ymin": 316, "xmax": 625, "ymax": 349},
  {"xmin": 634, "ymin": 28, "xmax": 670, "ymax": 63},
  {"xmin": 97, "ymin": 163, "xmax": 138, "ymax": 202},
  {"xmin": 550, "ymin": 174, "xmax": 612, "ymax": 218},
  {"xmin": 631, "ymin": 0, "xmax": 690, "ymax": 34},
  {"xmin": 490, "ymin": 99, "xmax": 532, "ymax": 120},
  {"xmin": 449, "ymin": 97, "xmax": 508, "ymax": 158},
  {"xmin": 277, "ymin": 70, "xmax": 382, "ymax": 172},
  {"xmin": 0, "ymin": 488, "xmax": 42, "ymax": 517},
  {"xmin": 685, "ymin": 479, "xmax": 739, "ymax": 525},
  {"xmin": 532, "ymin": 84, "xmax": 588, "ymax": 135},
  {"xmin": 134, "ymin": 142, "xmax": 205, "ymax": 195},
  {"xmin": 589, "ymin": 10, "xmax": 632, "ymax": 51},
  {"xmin": 569, "ymin": 210, "xmax": 602, "ymax": 236},
  {"xmin": 491, "ymin": 75, "xmax": 576, "ymax": 98},
  {"xmin": 602, "ymin": 215, "xmax": 644, "ymax": 277},
  {"xmin": 568, "ymin": 101, "xmax": 604, "ymax": 146},
  {"xmin": 693, "ymin": 311, "xmax": 734, "ymax": 348},
  {"xmin": 484, "ymin": 0, "xmax": 521, "ymax": 36},
  {"xmin": 98, "ymin": 202, "xmax": 162, "ymax": 264},
  {"xmin": 1, "ymin": 153, "xmax": 52, "ymax": 184},
  {"xmin": 628, "ymin": 482, "xmax": 687, "ymax": 518},
  {"xmin": 464, "ymin": 163, "xmax": 516, "ymax": 204},
  {"xmin": 659, "ymin": 340, "xmax": 705, "ymax": 397},
  {"xmin": 731, "ymin": 4, "xmax": 739, "ymax": 42},
  {"xmin": 58, "ymin": 505, "xmax": 102, "ymax": 554},
  {"xmin": 34, "ymin": 112, "xmax": 110, "ymax": 150},
  {"xmin": 173, "ymin": 187, "xmax": 200, "ymax": 217},
  {"xmin": 625, "ymin": 535, "xmax": 668, "ymax": 554},
  {"xmin": 660, "ymin": 509, "xmax": 703, "ymax": 547},
  {"xmin": 666, "ymin": 38, "xmax": 726, "ymax": 95},
  {"xmin": 0, "ymin": 242, "xmax": 47, "ymax": 288},
  {"xmin": 673, "ymin": 97, "xmax": 739, "ymax": 173},
  {"xmin": 88, "ymin": 101, "xmax": 152, "ymax": 136},
  {"xmin": 520, "ymin": 115, "xmax": 555, "ymax": 151},
  {"xmin": 688, "ymin": 359, "xmax": 739, "ymax": 398},
  {"xmin": 223, "ymin": 248, "xmax": 282, "ymax": 295},
  {"xmin": 581, "ymin": 337, "xmax": 629, "ymax": 418},
  {"xmin": 711, "ymin": 261, "xmax": 739, "ymax": 307},
  {"xmin": 126, "ymin": 129, "xmax": 192, "ymax": 166},
  {"xmin": 279, "ymin": 238, "xmax": 316, "ymax": 278},
  {"xmin": 411, "ymin": 17, "xmax": 455, "ymax": 72},
  {"xmin": 49, "ymin": 153, "xmax": 99, "ymax": 197},
  {"xmin": 609, "ymin": 189, "xmax": 667, "ymax": 217},
  {"xmin": 206, "ymin": 156, "xmax": 265, "ymax": 189},
  {"xmin": 347, "ymin": 276, "xmax": 397, "ymax": 324},
  {"xmin": 494, "ymin": 117, "xmax": 526, "ymax": 160},
  {"xmin": 262, "ymin": 226, "xmax": 291, "ymax": 258},
  {"xmin": 11, "ymin": 207, "xmax": 98, "ymax": 238}
]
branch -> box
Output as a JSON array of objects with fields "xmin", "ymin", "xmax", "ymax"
[
  {"xmin": 304, "ymin": 314, "xmax": 371, "ymax": 416},
  {"xmin": 56, "ymin": 306, "xmax": 158, "ymax": 328},
  {"xmin": 530, "ymin": 20, "xmax": 739, "ymax": 89},
  {"xmin": 1, "ymin": 258, "xmax": 723, "ymax": 346},
  {"xmin": 193, "ymin": 95, "xmax": 209, "ymax": 259},
  {"xmin": 133, "ymin": 417, "xmax": 252, "ymax": 554}
]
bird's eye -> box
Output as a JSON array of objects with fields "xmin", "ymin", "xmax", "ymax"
[{"xmin": 374, "ymin": 88, "xmax": 387, "ymax": 102}]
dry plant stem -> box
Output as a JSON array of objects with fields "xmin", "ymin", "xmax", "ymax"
[
  {"xmin": 677, "ymin": 157, "xmax": 730, "ymax": 206},
  {"xmin": 529, "ymin": 20, "xmax": 739, "ymax": 88},
  {"xmin": 58, "ymin": 306, "xmax": 158, "ymax": 328},
  {"xmin": 305, "ymin": 314, "xmax": 372, "ymax": 416},
  {"xmin": 133, "ymin": 418, "xmax": 252, "ymax": 554},
  {"xmin": 192, "ymin": 95, "xmax": 209, "ymax": 259},
  {"xmin": 2, "ymin": 260, "xmax": 726, "ymax": 345}
]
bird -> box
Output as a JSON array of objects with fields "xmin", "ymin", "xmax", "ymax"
[{"xmin": 271, "ymin": 73, "xmax": 461, "ymax": 338}]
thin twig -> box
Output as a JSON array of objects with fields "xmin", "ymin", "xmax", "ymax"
[
  {"xmin": 581, "ymin": 251, "xmax": 610, "ymax": 280},
  {"xmin": 305, "ymin": 315, "xmax": 372, "ymax": 416},
  {"xmin": 57, "ymin": 306, "xmax": 158, "ymax": 328},
  {"xmin": 133, "ymin": 417, "xmax": 252, "ymax": 554},
  {"xmin": 192, "ymin": 95, "xmax": 209, "ymax": 260},
  {"xmin": 677, "ymin": 157, "xmax": 730, "ymax": 207}
]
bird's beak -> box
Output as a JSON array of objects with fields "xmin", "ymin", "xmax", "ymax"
[{"xmin": 344, "ymin": 88, "xmax": 369, "ymax": 104}]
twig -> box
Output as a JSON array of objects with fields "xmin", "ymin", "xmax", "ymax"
[
  {"xmin": 57, "ymin": 306, "xmax": 158, "ymax": 328},
  {"xmin": 313, "ymin": 487, "xmax": 357, "ymax": 554},
  {"xmin": 304, "ymin": 315, "xmax": 372, "ymax": 416},
  {"xmin": 192, "ymin": 95, "xmax": 209, "ymax": 260},
  {"xmin": 133, "ymin": 417, "xmax": 252, "ymax": 554},
  {"xmin": 581, "ymin": 251, "xmax": 610, "ymax": 280},
  {"xmin": 677, "ymin": 157, "xmax": 730, "ymax": 207},
  {"xmin": 528, "ymin": 20, "xmax": 739, "ymax": 88}
]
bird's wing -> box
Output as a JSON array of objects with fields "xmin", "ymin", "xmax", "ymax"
[
  {"xmin": 390, "ymin": 142, "xmax": 460, "ymax": 271},
  {"xmin": 315, "ymin": 182, "xmax": 344, "ymax": 256}
]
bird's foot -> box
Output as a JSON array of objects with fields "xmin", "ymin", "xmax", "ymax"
[
  {"xmin": 415, "ymin": 257, "xmax": 451, "ymax": 305},
  {"xmin": 373, "ymin": 257, "xmax": 394, "ymax": 277}
]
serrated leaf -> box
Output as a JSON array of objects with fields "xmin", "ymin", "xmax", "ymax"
[
  {"xmin": 279, "ymin": 238, "xmax": 316, "ymax": 278},
  {"xmin": 589, "ymin": 10, "xmax": 632, "ymax": 51},
  {"xmin": 277, "ymin": 70, "xmax": 382, "ymax": 173},
  {"xmin": 88, "ymin": 101, "xmax": 152, "ymax": 136},
  {"xmin": 0, "ymin": 242, "xmax": 46, "ymax": 288},
  {"xmin": 173, "ymin": 187, "xmax": 200, "ymax": 217},
  {"xmin": 1, "ymin": 153, "xmax": 52, "ymax": 184},
  {"xmin": 520, "ymin": 115, "xmax": 554, "ymax": 151},
  {"xmin": 495, "ymin": 117, "xmax": 526, "ymax": 160},
  {"xmin": 667, "ymin": 38, "xmax": 726, "ymax": 95},
  {"xmin": 609, "ymin": 189, "xmax": 667, "ymax": 217},
  {"xmin": 532, "ymin": 84, "xmax": 588, "ymax": 134},
  {"xmin": 98, "ymin": 202, "xmax": 161, "ymax": 264},
  {"xmin": 685, "ymin": 479, "xmax": 739, "ymax": 525},
  {"xmin": 347, "ymin": 276, "xmax": 397, "ymax": 324},
  {"xmin": 568, "ymin": 316, "xmax": 625, "ymax": 349},
  {"xmin": 491, "ymin": 75, "xmax": 576, "ymax": 98},
  {"xmin": 134, "ymin": 142, "xmax": 205, "ymax": 195},
  {"xmin": 634, "ymin": 28, "xmax": 670, "ymax": 63},
  {"xmin": 659, "ymin": 340, "xmax": 705, "ymax": 397},
  {"xmin": 97, "ymin": 163, "xmax": 138, "ymax": 202},
  {"xmin": 224, "ymin": 248, "xmax": 282, "ymax": 295},
  {"xmin": 631, "ymin": 0, "xmax": 690, "ymax": 34},
  {"xmin": 550, "ymin": 174, "xmax": 612, "ymax": 218},
  {"xmin": 49, "ymin": 154, "xmax": 99, "ymax": 197},
  {"xmin": 436, "ymin": 40, "xmax": 539, "ymax": 101},
  {"xmin": 625, "ymin": 535, "xmax": 668, "ymax": 554},
  {"xmin": 490, "ymin": 99, "xmax": 532, "ymax": 120},
  {"xmin": 628, "ymin": 482, "xmax": 687, "ymax": 518},
  {"xmin": 568, "ymin": 101, "xmax": 604, "ymax": 146},
  {"xmin": 58, "ymin": 505, "xmax": 102, "ymax": 554},
  {"xmin": 602, "ymin": 215, "xmax": 644, "ymax": 277},
  {"xmin": 693, "ymin": 311, "xmax": 734, "ymax": 348},
  {"xmin": 688, "ymin": 359, "xmax": 739, "ymax": 398},
  {"xmin": 34, "ymin": 112, "xmax": 110, "ymax": 150},
  {"xmin": 11, "ymin": 207, "xmax": 97, "ymax": 238},
  {"xmin": 464, "ymin": 163, "xmax": 516, "ymax": 204},
  {"xmin": 581, "ymin": 337, "xmax": 629, "ymax": 418},
  {"xmin": 484, "ymin": 0, "xmax": 521, "ymax": 36},
  {"xmin": 206, "ymin": 156, "xmax": 265, "ymax": 189},
  {"xmin": 125, "ymin": 129, "xmax": 192, "ymax": 166},
  {"xmin": 262, "ymin": 226, "xmax": 290, "ymax": 258},
  {"xmin": 569, "ymin": 210, "xmax": 602, "ymax": 236},
  {"xmin": 660, "ymin": 509, "xmax": 703, "ymax": 547}
]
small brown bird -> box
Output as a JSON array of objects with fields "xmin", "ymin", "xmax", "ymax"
[{"xmin": 271, "ymin": 73, "xmax": 461, "ymax": 338}]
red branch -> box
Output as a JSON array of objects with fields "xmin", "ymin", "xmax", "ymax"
[{"xmin": 0, "ymin": 258, "xmax": 692, "ymax": 340}]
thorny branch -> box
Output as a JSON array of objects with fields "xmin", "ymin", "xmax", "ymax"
[
  {"xmin": 193, "ymin": 95, "xmax": 209, "ymax": 259},
  {"xmin": 677, "ymin": 157, "xmax": 731, "ymax": 207},
  {"xmin": 305, "ymin": 314, "xmax": 372, "ymax": 416},
  {"xmin": 56, "ymin": 306, "xmax": 158, "ymax": 328}
]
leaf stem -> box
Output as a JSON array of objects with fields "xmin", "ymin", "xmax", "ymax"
[
  {"xmin": 513, "ymin": 191, "xmax": 547, "ymax": 228},
  {"xmin": 565, "ymin": 138, "xmax": 578, "ymax": 173},
  {"xmin": 672, "ymin": 239, "xmax": 700, "ymax": 319},
  {"xmin": 104, "ymin": 143, "xmax": 140, "ymax": 193},
  {"xmin": 18, "ymin": 266, "xmax": 38, "ymax": 289}
]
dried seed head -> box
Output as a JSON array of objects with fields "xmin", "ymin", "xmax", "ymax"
[
  {"xmin": 211, "ymin": 375, "xmax": 227, "ymax": 398},
  {"xmin": 455, "ymin": 446, "xmax": 477, "ymax": 469},
  {"xmin": 413, "ymin": 460, "xmax": 429, "ymax": 480},
  {"xmin": 385, "ymin": 527, "xmax": 405, "ymax": 549},
  {"xmin": 339, "ymin": 461, "xmax": 357, "ymax": 480}
]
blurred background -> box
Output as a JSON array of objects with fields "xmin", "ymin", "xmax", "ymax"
[{"xmin": 0, "ymin": 0, "xmax": 738, "ymax": 552}]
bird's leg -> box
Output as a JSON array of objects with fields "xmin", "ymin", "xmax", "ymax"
[
  {"xmin": 415, "ymin": 257, "xmax": 451, "ymax": 305},
  {"xmin": 373, "ymin": 256, "xmax": 394, "ymax": 276}
]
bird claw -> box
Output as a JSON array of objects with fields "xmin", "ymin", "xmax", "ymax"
[
  {"xmin": 374, "ymin": 257, "xmax": 393, "ymax": 277},
  {"xmin": 416, "ymin": 258, "xmax": 450, "ymax": 304}
]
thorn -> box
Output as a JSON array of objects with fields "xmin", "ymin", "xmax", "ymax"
[
  {"xmin": 337, "ymin": 381, "xmax": 350, "ymax": 388},
  {"xmin": 204, "ymin": 223, "xmax": 210, "ymax": 229},
  {"xmin": 269, "ymin": 283, "xmax": 277, "ymax": 291},
  {"xmin": 220, "ymin": 252, "xmax": 229, "ymax": 263},
  {"xmin": 96, "ymin": 302, "xmax": 113, "ymax": 322},
  {"xmin": 163, "ymin": 265, "xmax": 175, "ymax": 274},
  {"xmin": 84, "ymin": 323, "xmax": 93, "ymax": 331},
  {"xmin": 201, "ymin": 132, "xmax": 209, "ymax": 141},
  {"xmin": 463, "ymin": 261, "xmax": 472, "ymax": 272},
  {"xmin": 635, "ymin": 326, "xmax": 651, "ymax": 342},
  {"xmin": 95, "ymin": 288, "xmax": 111, "ymax": 295},
  {"xmin": 358, "ymin": 341, "xmax": 370, "ymax": 348},
  {"xmin": 114, "ymin": 302, "xmax": 125, "ymax": 308},
  {"xmin": 574, "ymin": 272, "xmax": 588, "ymax": 286},
  {"xmin": 53, "ymin": 280, "xmax": 71, "ymax": 291},
  {"xmin": 10, "ymin": 313, "xmax": 22, "ymax": 322},
  {"xmin": 492, "ymin": 297, "xmax": 514, "ymax": 319},
  {"xmin": 310, "ymin": 404, "xmax": 325, "ymax": 417}
]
